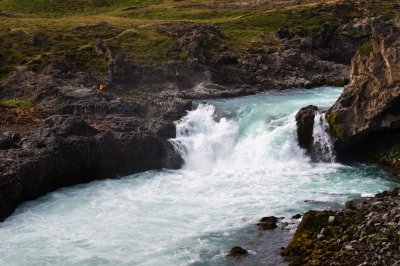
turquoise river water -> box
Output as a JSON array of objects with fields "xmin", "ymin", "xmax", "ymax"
[{"xmin": 0, "ymin": 87, "xmax": 398, "ymax": 266}]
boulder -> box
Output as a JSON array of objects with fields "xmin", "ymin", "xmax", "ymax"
[
  {"xmin": 296, "ymin": 105, "xmax": 318, "ymax": 153},
  {"xmin": 292, "ymin": 214, "xmax": 302, "ymax": 219},
  {"xmin": 257, "ymin": 216, "xmax": 278, "ymax": 230},
  {"xmin": 228, "ymin": 246, "xmax": 248, "ymax": 257}
]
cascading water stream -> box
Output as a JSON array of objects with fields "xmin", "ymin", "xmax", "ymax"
[
  {"xmin": 312, "ymin": 113, "xmax": 336, "ymax": 162},
  {"xmin": 0, "ymin": 87, "xmax": 398, "ymax": 266}
]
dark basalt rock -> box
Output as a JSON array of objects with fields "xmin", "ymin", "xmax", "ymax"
[
  {"xmin": 0, "ymin": 63, "xmax": 189, "ymax": 222},
  {"xmin": 292, "ymin": 214, "xmax": 302, "ymax": 219},
  {"xmin": 257, "ymin": 216, "xmax": 278, "ymax": 230},
  {"xmin": 295, "ymin": 105, "xmax": 318, "ymax": 153},
  {"xmin": 228, "ymin": 246, "xmax": 248, "ymax": 257}
]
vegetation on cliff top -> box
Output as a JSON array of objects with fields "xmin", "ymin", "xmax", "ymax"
[
  {"xmin": 0, "ymin": 0, "xmax": 399, "ymax": 79},
  {"xmin": 0, "ymin": 99, "xmax": 32, "ymax": 108}
]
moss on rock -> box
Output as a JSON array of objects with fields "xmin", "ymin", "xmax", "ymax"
[{"xmin": 326, "ymin": 113, "xmax": 342, "ymax": 138}]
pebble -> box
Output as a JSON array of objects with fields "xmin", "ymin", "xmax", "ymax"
[{"xmin": 345, "ymin": 245, "xmax": 353, "ymax": 250}]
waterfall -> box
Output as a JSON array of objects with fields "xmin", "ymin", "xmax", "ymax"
[
  {"xmin": 172, "ymin": 103, "xmax": 239, "ymax": 170},
  {"xmin": 312, "ymin": 113, "xmax": 336, "ymax": 162},
  {"xmin": 171, "ymin": 102, "xmax": 310, "ymax": 172}
]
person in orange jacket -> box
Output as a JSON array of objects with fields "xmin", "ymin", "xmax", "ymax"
[{"xmin": 99, "ymin": 83, "xmax": 105, "ymax": 91}]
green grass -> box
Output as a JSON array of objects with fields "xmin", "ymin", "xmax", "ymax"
[
  {"xmin": 0, "ymin": 0, "xmax": 164, "ymax": 16},
  {"xmin": 0, "ymin": 0, "xmax": 398, "ymax": 79},
  {"xmin": 359, "ymin": 41, "xmax": 373, "ymax": 55},
  {"xmin": 0, "ymin": 99, "xmax": 33, "ymax": 108}
]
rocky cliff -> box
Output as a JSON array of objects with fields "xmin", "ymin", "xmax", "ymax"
[
  {"xmin": 327, "ymin": 18, "xmax": 400, "ymax": 151},
  {"xmin": 296, "ymin": 18, "xmax": 400, "ymax": 163},
  {"xmin": 0, "ymin": 63, "xmax": 189, "ymax": 221}
]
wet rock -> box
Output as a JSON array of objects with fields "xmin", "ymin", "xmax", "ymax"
[
  {"xmin": 228, "ymin": 246, "xmax": 248, "ymax": 257},
  {"xmin": 295, "ymin": 105, "xmax": 318, "ymax": 152},
  {"xmin": 257, "ymin": 216, "xmax": 278, "ymax": 230},
  {"xmin": 292, "ymin": 214, "xmax": 302, "ymax": 219}
]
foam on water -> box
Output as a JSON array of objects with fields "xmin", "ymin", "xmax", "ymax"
[{"xmin": 0, "ymin": 87, "xmax": 398, "ymax": 266}]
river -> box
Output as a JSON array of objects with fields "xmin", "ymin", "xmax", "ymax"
[{"xmin": 0, "ymin": 87, "xmax": 397, "ymax": 265}]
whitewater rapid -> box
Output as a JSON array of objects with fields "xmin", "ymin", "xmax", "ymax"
[{"xmin": 0, "ymin": 87, "xmax": 397, "ymax": 266}]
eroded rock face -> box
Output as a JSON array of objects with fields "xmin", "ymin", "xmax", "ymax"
[
  {"xmin": 326, "ymin": 19, "xmax": 400, "ymax": 154},
  {"xmin": 296, "ymin": 105, "xmax": 318, "ymax": 153}
]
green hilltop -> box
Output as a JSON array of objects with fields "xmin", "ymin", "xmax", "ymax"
[{"xmin": 0, "ymin": 0, "xmax": 398, "ymax": 79}]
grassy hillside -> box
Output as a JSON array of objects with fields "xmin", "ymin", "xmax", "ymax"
[{"xmin": 0, "ymin": 0, "xmax": 399, "ymax": 79}]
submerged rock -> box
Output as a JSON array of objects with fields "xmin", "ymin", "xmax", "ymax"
[
  {"xmin": 292, "ymin": 214, "xmax": 302, "ymax": 219},
  {"xmin": 228, "ymin": 246, "xmax": 248, "ymax": 258},
  {"xmin": 257, "ymin": 216, "xmax": 278, "ymax": 230}
]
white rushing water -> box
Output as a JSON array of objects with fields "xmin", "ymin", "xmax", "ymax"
[
  {"xmin": 312, "ymin": 113, "xmax": 336, "ymax": 162},
  {"xmin": 0, "ymin": 87, "xmax": 398, "ymax": 266}
]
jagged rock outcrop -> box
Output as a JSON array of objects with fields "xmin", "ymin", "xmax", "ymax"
[{"xmin": 326, "ymin": 18, "xmax": 400, "ymax": 155}]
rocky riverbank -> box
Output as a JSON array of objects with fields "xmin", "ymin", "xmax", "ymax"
[
  {"xmin": 0, "ymin": 63, "xmax": 190, "ymax": 221},
  {"xmin": 282, "ymin": 188, "xmax": 400, "ymax": 265}
]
